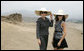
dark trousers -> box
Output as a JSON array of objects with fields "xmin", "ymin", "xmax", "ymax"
[{"xmin": 39, "ymin": 35, "xmax": 48, "ymax": 50}]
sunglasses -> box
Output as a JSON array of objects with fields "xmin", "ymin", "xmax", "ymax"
[{"xmin": 40, "ymin": 11, "xmax": 47, "ymax": 14}]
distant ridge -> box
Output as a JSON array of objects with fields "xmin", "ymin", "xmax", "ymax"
[{"xmin": 1, "ymin": 13, "xmax": 22, "ymax": 24}]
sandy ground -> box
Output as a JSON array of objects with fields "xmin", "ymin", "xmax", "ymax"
[{"xmin": 1, "ymin": 21, "xmax": 83, "ymax": 50}]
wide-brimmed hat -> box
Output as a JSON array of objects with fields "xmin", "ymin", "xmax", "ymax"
[
  {"xmin": 54, "ymin": 9, "xmax": 68, "ymax": 19},
  {"xmin": 35, "ymin": 8, "xmax": 51, "ymax": 16}
]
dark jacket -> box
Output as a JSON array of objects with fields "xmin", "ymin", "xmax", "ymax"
[{"xmin": 36, "ymin": 17, "xmax": 53, "ymax": 39}]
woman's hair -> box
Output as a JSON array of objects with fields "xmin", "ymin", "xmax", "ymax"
[
  {"xmin": 40, "ymin": 11, "xmax": 42, "ymax": 15},
  {"xmin": 55, "ymin": 15, "xmax": 66, "ymax": 22}
]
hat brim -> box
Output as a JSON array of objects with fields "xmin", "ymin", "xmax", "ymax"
[
  {"xmin": 54, "ymin": 14, "xmax": 68, "ymax": 19},
  {"xmin": 35, "ymin": 10, "xmax": 51, "ymax": 16}
]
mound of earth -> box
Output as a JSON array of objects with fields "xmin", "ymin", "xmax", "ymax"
[{"xmin": 1, "ymin": 13, "xmax": 22, "ymax": 24}]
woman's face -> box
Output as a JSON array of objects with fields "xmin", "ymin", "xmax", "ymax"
[
  {"xmin": 58, "ymin": 15, "xmax": 63, "ymax": 20},
  {"xmin": 40, "ymin": 11, "xmax": 47, "ymax": 17}
]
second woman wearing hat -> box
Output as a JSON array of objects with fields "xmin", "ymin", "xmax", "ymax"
[
  {"xmin": 52, "ymin": 9, "xmax": 68, "ymax": 50},
  {"xmin": 35, "ymin": 8, "xmax": 53, "ymax": 50}
]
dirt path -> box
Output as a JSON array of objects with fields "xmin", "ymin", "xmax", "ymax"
[{"xmin": 1, "ymin": 21, "xmax": 83, "ymax": 50}]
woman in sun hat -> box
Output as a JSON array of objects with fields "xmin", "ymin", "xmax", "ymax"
[
  {"xmin": 52, "ymin": 9, "xmax": 68, "ymax": 50},
  {"xmin": 35, "ymin": 8, "xmax": 53, "ymax": 50}
]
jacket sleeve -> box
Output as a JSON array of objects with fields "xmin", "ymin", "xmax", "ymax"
[
  {"xmin": 49, "ymin": 20, "xmax": 53, "ymax": 27},
  {"xmin": 36, "ymin": 20, "xmax": 41, "ymax": 39}
]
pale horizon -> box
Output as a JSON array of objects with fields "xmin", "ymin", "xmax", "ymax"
[{"xmin": 1, "ymin": 1, "xmax": 83, "ymax": 20}]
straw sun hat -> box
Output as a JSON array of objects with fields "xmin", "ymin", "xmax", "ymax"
[
  {"xmin": 35, "ymin": 8, "xmax": 51, "ymax": 16},
  {"xmin": 54, "ymin": 9, "xmax": 68, "ymax": 19}
]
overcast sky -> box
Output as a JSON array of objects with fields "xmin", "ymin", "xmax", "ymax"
[{"xmin": 1, "ymin": 1, "xmax": 83, "ymax": 19}]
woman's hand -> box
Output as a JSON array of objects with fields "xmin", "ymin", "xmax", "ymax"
[
  {"xmin": 57, "ymin": 41, "xmax": 61, "ymax": 47},
  {"xmin": 50, "ymin": 13, "xmax": 53, "ymax": 20},
  {"xmin": 38, "ymin": 39, "xmax": 41, "ymax": 45}
]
